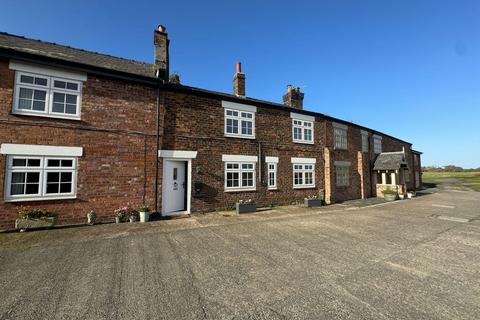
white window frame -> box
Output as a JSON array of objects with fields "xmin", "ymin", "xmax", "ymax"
[
  {"xmin": 336, "ymin": 165, "xmax": 350, "ymax": 187},
  {"xmin": 222, "ymin": 101, "xmax": 256, "ymax": 139},
  {"xmin": 292, "ymin": 163, "xmax": 315, "ymax": 189},
  {"xmin": 373, "ymin": 135, "xmax": 382, "ymax": 154},
  {"xmin": 224, "ymin": 161, "xmax": 256, "ymax": 192},
  {"xmin": 13, "ymin": 71, "xmax": 82, "ymax": 120},
  {"xmin": 267, "ymin": 163, "xmax": 277, "ymax": 190},
  {"xmin": 5, "ymin": 155, "xmax": 78, "ymax": 202},
  {"xmin": 291, "ymin": 113, "xmax": 314, "ymax": 144},
  {"xmin": 361, "ymin": 130, "xmax": 369, "ymax": 153},
  {"xmin": 333, "ymin": 122, "xmax": 348, "ymax": 150}
]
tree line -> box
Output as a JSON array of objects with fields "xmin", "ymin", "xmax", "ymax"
[{"xmin": 422, "ymin": 165, "xmax": 480, "ymax": 172}]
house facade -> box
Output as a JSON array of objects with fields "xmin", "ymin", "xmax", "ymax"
[{"xmin": 0, "ymin": 26, "xmax": 422, "ymax": 230}]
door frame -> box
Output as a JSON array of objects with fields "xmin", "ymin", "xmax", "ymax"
[{"xmin": 159, "ymin": 150, "xmax": 197, "ymax": 216}]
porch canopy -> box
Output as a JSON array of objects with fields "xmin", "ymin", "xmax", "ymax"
[{"xmin": 373, "ymin": 152, "xmax": 408, "ymax": 171}]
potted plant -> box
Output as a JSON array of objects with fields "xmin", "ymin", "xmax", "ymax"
[
  {"xmin": 129, "ymin": 211, "xmax": 137, "ymax": 223},
  {"xmin": 236, "ymin": 199, "xmax": 256, "ymax": 214},
  {"xmin": 138, "ymin": 204, "xmax": 150, "ymax": 222},
  {"xmin": 407, "ymin": 190, "xmax": 416, "ymax": 199},
  {"xmin": 304, "ymin": 195, "xmax": 323, "ymax": 207},
  {"xmin": 114, "ymin": 205, "xmax": 128, "ymax": 223},
  {"xmin": 382, "ymin": 189, "xmax": 398, "ymax": 202},
  {"xmin": 87, "ymin": 210, "xmax": 97, "ymax": 225},
  {"xmin": 15, "ymin": 206, "xmax": 58, "ymax": 231},
  {"xmin": 398, "ymin": 194, "xmax": 405, "ymax": 200}
]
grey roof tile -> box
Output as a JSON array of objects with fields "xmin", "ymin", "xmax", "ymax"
[{"xmin": 373, "ymin": 152, "xmax": 408, "ymax": 170}]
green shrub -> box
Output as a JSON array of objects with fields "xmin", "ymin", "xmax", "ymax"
[{"xmin": 382, "ymin": 189, "xmax": 398, "ymax": 196}]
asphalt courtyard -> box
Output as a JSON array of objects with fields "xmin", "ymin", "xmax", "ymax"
[{"xmin": 1, "ymin": 189, "xmax": 479, "ymax": 319}]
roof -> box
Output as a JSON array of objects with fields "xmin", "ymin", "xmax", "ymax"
[
  {"xmin": 373, "ymin": 152, "xmax": 408, "ymax": 171},
  {"xmin": 0, "ymin": 32, "xmax": 415, "ymax": 146},
  {"xmin": 0, "ymin": 32, "xmax": 156, "ymax": 79}
]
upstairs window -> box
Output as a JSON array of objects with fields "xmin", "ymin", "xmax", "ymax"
[
  {"xmin": 291, "ymin": 113, "xmax": 315, "ymax": 144},
  {"xmin": 333, "ymin": 123, "xmax": 348, "ymax": 150},
  {"xmin": 14, "ymin": 71, "xmax": 82, "ymax": 120},
  {"xmin": 361, "ymin": 131, "xmax": 369, "ymax": 152},
  {"xmin": 374, "ymin": 135, "xmax": 382, "ymax": 154},
  {"xmin": 223, "ymin": 101, "xmax": 256, "ymax": 139}
]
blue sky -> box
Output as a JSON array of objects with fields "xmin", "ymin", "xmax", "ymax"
[{"xmin": 1, "ymin": 0, "xmax": 479, "ymax": 168}]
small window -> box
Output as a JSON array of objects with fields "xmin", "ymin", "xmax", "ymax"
[
  {"xmin": 292, "ymin": 119, "xmax": 314, "ymax": 144},
  {"xmin": 6, "ymin": 156, "xmax": 77, "ymax": 201},
  {"xmin": 224, "ymin": 108, "xmax": 255, "ymax": 139},
  {"xmin": 292, "ymin": 163, "xmax": 315, "ymax": 188},
  {"xmin": 336, "ymin": 166, "xmax": 349, "ymax": 187},
  {"xmin": 334, "ymin": 127, "xmax": 348, "ymax": 150},
  {"xmin": 267, "ymin": 163, "xmax": 277, "ymax": 189},
  {"xmin": 13, "ymin": 71, "xmax": 82, "ymax": 119},
  {"xmin": 361, "ymin": 132, "xmax": 369, "ymax": 153},
  {"xmin": 225, "ymin": 162, "xmax": 256, "ymax": 191},
  {"xmin": 374, "ymin": 136, "xmax": 382, "ymax": 154}
]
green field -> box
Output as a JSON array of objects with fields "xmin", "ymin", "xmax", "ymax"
[{"xmin": 422, "ymin": 171, "xmax": 480, "ymax": 192}]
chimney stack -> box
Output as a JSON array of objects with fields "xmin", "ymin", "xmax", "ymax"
[
  {"xmin": 283, "ymin": 85, "xmax": 304, "ymax": 109},
  {"xmin": 233, "ymin": 62, "xmax": 245, "ymax": 96},
  {"xmin": 154, "ymin": 25, "xmax": 169, "ymax": 81}
]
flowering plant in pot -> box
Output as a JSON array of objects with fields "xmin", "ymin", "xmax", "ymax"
[
  {"xmin": 86, "ymin": 210, "xmax": 97, "ymax": 225},
  {"xmin": 15, "ymin": 206, "xmax": 58, "ymax": 231},
  {"xmin": 138, "ymin": 203, "xmax": 150, "ymax": 223},
  {"xmin": 236, "ymin": 199, "xmax": 256, "ymax": 214},
  {"xmin": 129, "ymin": 211, "xmax": 137, "ymax": 223},
  {"xmin": 114, "ymin": 204, "xmax": 133, "ymax": 223}
]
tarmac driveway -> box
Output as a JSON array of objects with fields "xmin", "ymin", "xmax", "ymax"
[{"xmin": 1, "ymin": 189, "xmax": 479, "ymax": 319}]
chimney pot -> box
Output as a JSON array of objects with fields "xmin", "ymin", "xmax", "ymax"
[
  {"xmin": 283, "ymin": 85, "xmax": 304, "ymax": 110},
  {"xmin": 236, "ymin": 62, "xmax": 242, "ymax": 74},
  {"xmin": 158, "ymin": 25, "xmax": 166, "ymax": 33}
]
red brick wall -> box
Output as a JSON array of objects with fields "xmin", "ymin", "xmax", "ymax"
[
  {"xmin": 0, "ymin": 58, "xmax": 160, "ymax": 230},
  {"xmin": 161, "ymin": 91, "xmax": 325, "ymax": 212}
]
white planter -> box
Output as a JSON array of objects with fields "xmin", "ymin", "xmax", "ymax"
[
  {"xmin": 399, "ymin": 194, "xmax": 405, "ymax": 200},
  {"xmin": 407, "ymin": 192, "xmax": 414, "ymax": 199},
  {"xmin": 139, "ymin": 211, "xmax": 150, "ymax": 222}
]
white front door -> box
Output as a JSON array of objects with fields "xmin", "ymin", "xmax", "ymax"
[{"xmin": 163, "ymin": 160, "xmax": 186, "ymax": 215}]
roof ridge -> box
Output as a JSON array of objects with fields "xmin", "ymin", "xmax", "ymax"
[{"xmin": 0, "ymin": 31, "xmax": 154, "ymax": 66}]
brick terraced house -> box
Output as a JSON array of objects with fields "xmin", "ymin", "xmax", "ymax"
[{"xmin": 0, "ymin": 26, "xmax": 422, "ymax": 230}]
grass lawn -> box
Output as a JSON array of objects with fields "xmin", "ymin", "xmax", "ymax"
[{"xmin": 423, "ymin": 171, "xmax": 480, "ymax": 191}]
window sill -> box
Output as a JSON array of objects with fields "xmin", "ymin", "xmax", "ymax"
[
  {"xmin": 11, "ymin": 111, "xmax": 81, "ymax": 121},
  {"xmin": 267, "ymin": 187, "xmax": 278, "ymax": 191},
  {"xmin": 293, "ymin": 185, "xmax": 316, "ymax": 190},
  {"xmin": 4, "ymin": 195, "xmax": 77, "ymax": 202},
  {"xmin": 333, "ymin": 147, "xmax": 348, "ymax": 151},
  {"xmin": 224, "ymin": 134, "xmax": 256, "ymax": 140},
  {"xmin": 224, "ymin": 188, "xmax": 257, "ymax": 193},
  {"xmin": 293, "ymin": 140, "xmax": 314, "ymax": 145}
]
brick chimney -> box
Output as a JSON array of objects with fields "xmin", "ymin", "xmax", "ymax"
[
  {"xmin": 154, "ymin": 25, "xmax": 169, "ymax": 81},
  {"xmin": 233, "ymin": 62, "xmax": 245, "ymax": 96},
  {"xmin": 283, "ymin": 85, "xmax": 304, "ymax": 109}
]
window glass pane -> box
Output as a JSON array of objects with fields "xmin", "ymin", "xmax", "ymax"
[
  {"xmin": 241, "ymin": 121, "xmax": 252, "ymax": 135},
  {"xmin": 60, "ymin": 183, "xmax": 72, "ymax": 193},
  {"xmin": 12, "ymin": 158, "xmax": 27, "ymax": 167},
  {"xmin": 242, "ymin": 172, "xmax": 253, "ymax": 187},
  {"xmin": 34, "ymin": 90, "xmax": 46, "ymax": 101},
  {"xmin": 18, "ymin": 98, "xmax": 32, "ymax": 110},
  {"xmin": 61, "ymin": 172, "xmax": 72, "ymax": 183},
  {"xmin": 26, "ymin": 172, "xmax": 40, "ymax": 183},
  {"xmin": 65, "ymin": 104, "xmax": 77, "ymax": 115},
  {"xmin": 11, "ymin": 172, "xmax": 25, "ymax": 184},
  {"xmin": 54, "ymin": 80, "xmax": 66, "ymax": 89},
  {"xmin": 294, "ymin": 127, "xmax": 302, "ymax": 140},
  {"xmin": 47, "ymin": 172, "xmax": 60, "ymax": 183},
  {"xmin": 19, "ymin": 87, "xmax": 33, "ymax": 100},
  {"xmin": 20, "ymin": 75, "xmax": 34, "ymax": 84},
  {"xmin": 48, "ymin": 159, "xmax": 61, "ymax": 167},
  {"xmin": 61, "ymin": 159, "xmax": 73, "ymax": 167},
  {"xmin": 46, "ymin": 183, "xmax": 59, "ymax": 194},
  {"xmin": 242, "ymin": 163, "xmax": 253, "ymax": 170},
  {"xmin": 25, "ymin": 184, "xmax": 39, "ymax": 194},
  {"xmin": 10, "ymin": 183, "xmax": 25, "ymax": 195},
  {"xmin": 32, "ymin": 100, "xmax": 46, "ymax": 111},
  {"xmin": 35, "ymin": 77, "xmax": 48, "ymax": 86},
  {"xmin": 66, "ymin": 94, "xmax": 77, "ymax": 104},
  {"xmin": 52, "ymin": 103, "xmax": 65, "ymax": 113},
  {"xmin": 66, "ymin": 82, "xmax": 78, "ymax": 90},
  {"xmin": 53, "ymin": 92, "xmax": 65, "ymax": 103},
  {"xmin": 304, "ymin": 129, "xmax": 312, "ymax": 141}
]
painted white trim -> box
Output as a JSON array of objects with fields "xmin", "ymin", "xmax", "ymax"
[
  {"xmin": 265, "ymin": 156, "xmax": 279, "ymax": 163},
  {"xmin": 222, "ymin": 154, "xmax": 258, "ymax": 162},
  {"xmin": 291, "ymin": 157, "xmax": 316, "ymax": 164},
  {"xmin": 361, "ymin": 130, "xmax": 369, "ymax": 136},
  {"xmin": 222, "ymin": 100, "xmax": 257, "ymax": 113},
  {"xmin": 158, "ymin": 150, "xmax": 197, "ymax": 159},
  {"xmin": 0, "ymin": 144, "xmax": 83, "ymax": 157},
  {"xmin": 290, "ymin": 112, "xmax": 315, "ymax": 122},
  {"xmin": 9, "ymin": 60, "xmax": 87, "ymax": 81},
  {"xmin": 373, "ymin": 134, "xmax": 383, "ymax": 140},
  {"xmin": 332, "ymin": 122, "xmax": 348, "ymax": 130},
  {"xmin": 334, "ymin": 161, "xmax": 351, "ymax": 167}
]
